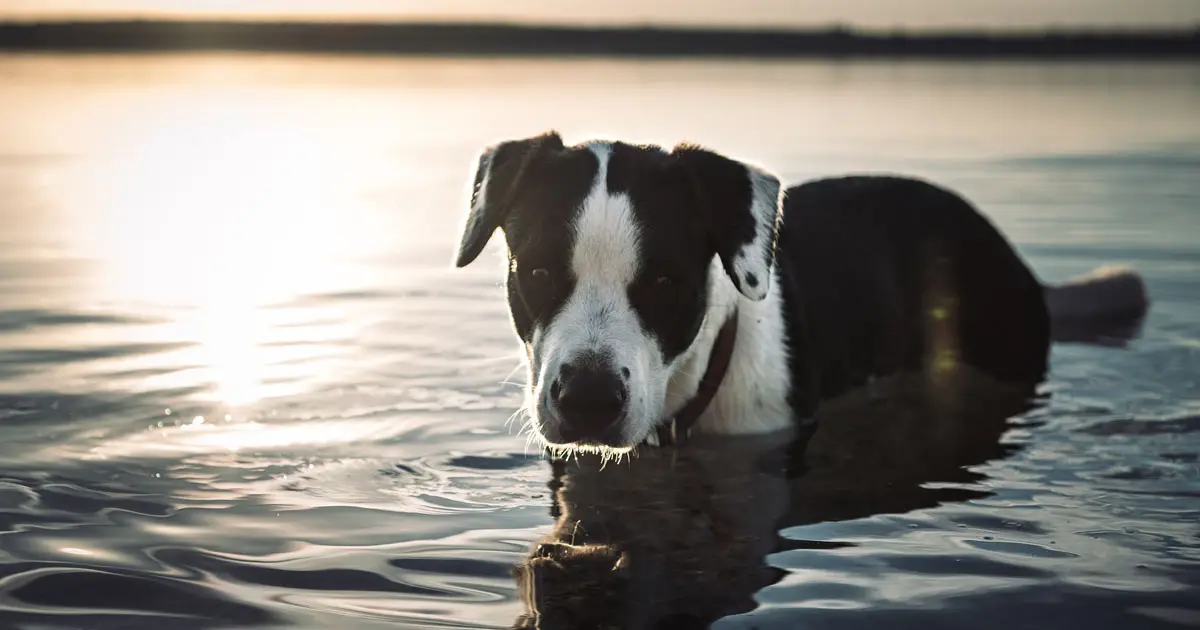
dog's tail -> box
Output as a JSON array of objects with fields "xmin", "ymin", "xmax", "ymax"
[{"xmin": 1044, "ymin": 265, "xmax": 1149, "ymax": 346}]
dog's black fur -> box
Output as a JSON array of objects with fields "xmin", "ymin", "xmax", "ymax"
[{"xmin": 775, "ymin": 175, "xmax": 1054, "ymax": 420}]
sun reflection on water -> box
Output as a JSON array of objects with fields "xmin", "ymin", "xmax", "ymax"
[{"xmin": 66, "ymin": 89, "xmax": 373, "ymax": 408}]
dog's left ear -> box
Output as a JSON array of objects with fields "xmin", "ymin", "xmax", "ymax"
[{"xmin": 670, "ymin": 145, "xmax": 784, "ymax": 301}]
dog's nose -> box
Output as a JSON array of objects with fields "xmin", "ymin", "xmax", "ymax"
[{"xmin": 550, "ymin": 361, "xmax": 627, "ymax": 439}]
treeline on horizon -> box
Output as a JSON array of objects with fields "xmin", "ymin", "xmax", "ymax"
[{"xmin": 0, "ymin": 20, "xmax": 1197, "ymax": 58}]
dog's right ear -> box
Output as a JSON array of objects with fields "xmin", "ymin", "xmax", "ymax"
[
  {"xmin": 454, "ymin": 131, "xmax": 563, "ymax": 268},
  {"xmin": 669, "ymin": 144, "xmax": 784, "ymax": 301}
]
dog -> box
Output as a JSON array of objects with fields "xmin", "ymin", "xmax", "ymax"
[{"xmin": 453, "ymin": 131, "xmax": 1149, "ymax": 452}]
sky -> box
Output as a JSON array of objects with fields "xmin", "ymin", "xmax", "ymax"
[{"xmin": 0, "ymin": 0, "xmax": 1197, "ymax": 30}]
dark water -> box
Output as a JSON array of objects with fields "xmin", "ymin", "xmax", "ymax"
[{"xmin": 0, "ymin": 55, "xmax": 1198, "ymax": 629}]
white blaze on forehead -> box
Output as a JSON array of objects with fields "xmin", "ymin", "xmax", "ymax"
[
  {"xmin": 571, "ymin": 142, "xmax": 641, "ymax": 290},
  {"xmin": 549, "ymin": 141, "xmax": 646, "ymax": 356}
]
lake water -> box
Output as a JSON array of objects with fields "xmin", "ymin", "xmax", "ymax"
[{"xmin": 0, "ymin": 54, "xmax": 1197, "ymax": 629}]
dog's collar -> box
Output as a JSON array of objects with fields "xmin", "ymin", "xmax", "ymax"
[{"xmin": 655, "ymin": 310, "xmax": 739, "ymax": 447}]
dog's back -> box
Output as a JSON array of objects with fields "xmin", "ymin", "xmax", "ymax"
[{"xmin": 776, "ymin": 175, "xmax": 1052, "ymax": 406}]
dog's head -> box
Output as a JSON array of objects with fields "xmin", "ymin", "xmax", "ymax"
[{"xmin": 454, "ymin": 131, "xmax": 783, "ymax": 450}]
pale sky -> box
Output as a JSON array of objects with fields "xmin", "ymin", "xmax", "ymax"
[{"xmin": 0, "ymin": 0, "xmax": 1197, "ymax": 30}]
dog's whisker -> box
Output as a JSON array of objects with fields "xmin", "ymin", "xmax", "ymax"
[
  {"xmin": 500, "ymin": 361, "xmax": 526, "ymax": 384},
  {"xmin": 504, "ymin": 404, "xmax": 531, "ymax": 431},
  {"xmin": 520, "ymin": 418, "xmax": 539, "ymax": 443}
]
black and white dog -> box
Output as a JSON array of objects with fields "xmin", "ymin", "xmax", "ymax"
[{"xmin": 453, "ymin": 131, "xmax": 1148, "ymax": 452}]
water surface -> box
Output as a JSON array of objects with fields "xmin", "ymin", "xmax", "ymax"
[{"xmin": 0, "ymin": 54, "xmax": 1197, "ymax": 629}]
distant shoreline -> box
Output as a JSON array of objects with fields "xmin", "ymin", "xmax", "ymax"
[{"xmin": 0, "ymin": 20, "xmax": 1197, "ymax": 59}]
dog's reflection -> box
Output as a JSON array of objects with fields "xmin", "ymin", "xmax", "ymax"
[{"xmin": 511, "ymin": 368, "xmax": 1041, "ymax": 629}]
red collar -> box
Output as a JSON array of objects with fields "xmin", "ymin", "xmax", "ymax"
[{"xmin": 656, "ymin": 311, "xmax": 739, "ymax": 447}]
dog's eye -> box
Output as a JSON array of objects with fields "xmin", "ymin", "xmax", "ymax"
[
  {"xmin": 530, "ymin": 268, "xmax": 550, "ymax": 282},
  {"xmin": 655, "ymin": 275, "xmax": 673, "ymax": 287}
]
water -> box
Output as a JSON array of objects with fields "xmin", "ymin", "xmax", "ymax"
[{"xmin": 0, "ymin": 54, "xmax": 1197, "ymax": 629}]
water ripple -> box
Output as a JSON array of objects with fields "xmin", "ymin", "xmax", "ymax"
[{"xmin": 1, "ymin": 566, "xmax": 279, "ymax": 627}]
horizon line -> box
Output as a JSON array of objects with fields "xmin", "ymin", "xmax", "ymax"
[
  {"xmin": 2, "ymin": 19, "xmax": 1196, "ymax": 59},
  {"xmin": 0, "ymin": 17, "xmax": 1198, "ymax": 34}
]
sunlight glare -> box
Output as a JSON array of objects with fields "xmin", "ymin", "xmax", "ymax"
[{"xmin": 74, "ymin": 89, "xmax": 366, "ymax": 406}]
